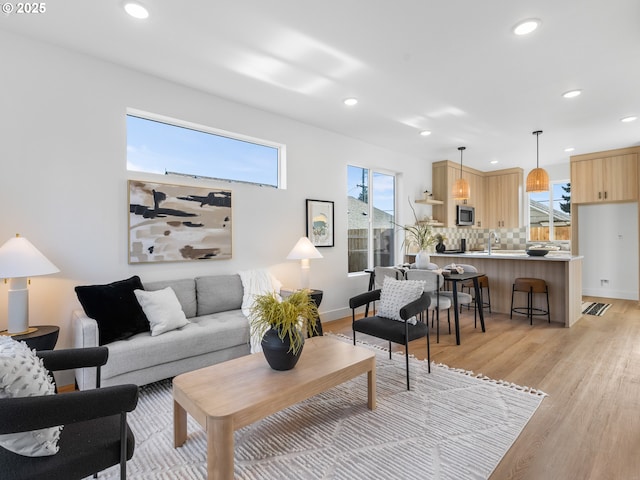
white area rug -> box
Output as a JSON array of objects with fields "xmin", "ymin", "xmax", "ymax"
[{"xmin": 93, "ymin": 338, "xmax": 546, "ymax": 480}]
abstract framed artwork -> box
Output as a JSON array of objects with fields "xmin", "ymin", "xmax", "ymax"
[
  {"xmin": 306, "ymin": 199, "xmax": 334, "ymax": 247},
  {"xmin": 128, "ymin": 180, "xmax": 232, "ymax": 263}
]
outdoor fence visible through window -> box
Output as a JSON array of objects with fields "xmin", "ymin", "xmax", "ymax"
[
  {"xmin": 347, "ymin": 166, "xmax": 396, "ymax": 273},
  {"xmin": 529, "ymin": 181, "xmax": 571, "ymax": 241}
]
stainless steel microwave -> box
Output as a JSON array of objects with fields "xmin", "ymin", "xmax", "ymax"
[{"xmin": 456, "ymin": 205, "xmax": 475, "ymax": 226}]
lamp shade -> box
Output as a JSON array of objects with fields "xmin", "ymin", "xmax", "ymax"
[
  {"xmin": 286, "ymin": 237, "xmax": 323, "ymax": 260},
  {"xmin": 0, "ymin": 235, "xmax": 59, "ymax": 278},
  {"xmin": 452, "ymin": 178, "xmax": 471, "ymax": 200},
  {"xmin": 526, "ymin": 167, "xmax": 550, "ymax": 193}
]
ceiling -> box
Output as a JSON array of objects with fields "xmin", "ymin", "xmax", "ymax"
[{"xmin": 3, "ymin": 0, "xmax": 639, "ymax": 171}]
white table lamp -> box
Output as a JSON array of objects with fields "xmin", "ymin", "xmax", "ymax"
[
  {"xmin": 286, "ymin": 236, "xmax": 323, "ymax": 290},
  {"xmin": 0, "ymin": 234, "xmax": 60, "ymax": 334}
]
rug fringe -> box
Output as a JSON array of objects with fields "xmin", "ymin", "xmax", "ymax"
[{"xmin": 327, "ymin": 332, "xmax": 548, "ymax": 397}]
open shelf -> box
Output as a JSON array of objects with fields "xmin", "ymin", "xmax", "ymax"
[
  {"xmin": 417, "ymin": 221, "xmax": 444, "ymax": 227},
  {"xmin": 415, "ymin": 198, "xmax": 443, "ymax": 205}
]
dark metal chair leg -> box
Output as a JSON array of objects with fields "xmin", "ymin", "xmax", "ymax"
[
  {"xmin": 120, "ymin": 412, "xmax": 127, "ymax": 479},
  {"xmin": 510, "ymin": 285, "xmax": 515, "ymax": 319},
  {"xmin": 405, "ymin": 346, "xmax": 410, "ymax": 390},
  {"xmin": 546, "ymin": 287, "xmax": 551, "ymax": 323}
]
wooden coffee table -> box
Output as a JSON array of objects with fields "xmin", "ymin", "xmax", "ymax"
[{"xmin": 173, "ymin": 335, "xmax": 376, "ymax": 479}]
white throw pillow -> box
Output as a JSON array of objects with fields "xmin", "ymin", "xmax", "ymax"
[
  {"xmin": 377, "ymin": 277, "xmax": 424, "ymax": 324},
  {"xmin": 134, "ymin": 287, "xmax": 190, "ymax": 336},
  {"xmin": 0, "ymin": 336, "xmax": 61, "ymax": 457}
]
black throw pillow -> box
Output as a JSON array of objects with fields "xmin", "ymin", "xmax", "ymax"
[{"xmin": 75, "ymin": 276, "xmax": 150, "ymax": 345}]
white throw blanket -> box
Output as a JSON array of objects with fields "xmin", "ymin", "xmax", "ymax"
[{"xmin": 239, "ymin": 269, "xmax": 283, "ymax": 353}]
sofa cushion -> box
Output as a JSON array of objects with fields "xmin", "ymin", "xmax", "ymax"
[
  {"xmin": 134, "ymin": 287, "xmax": 190, "ymax": 336},
  {"xmin": 144, "ymin": 278, "xmax": 197, "ymax": 319},
  {"xmin": 75, "ymin": 276, "xmax": 149, "ymax": 345},
  {"xmin": 100, "ymin": 310, "xmax": 250, "ymax": 380},
  {"xmin": 196, "ymin": 275, "xmax": 243, "ymax": 315}
]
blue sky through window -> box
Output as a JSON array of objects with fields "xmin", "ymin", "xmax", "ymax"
[
  {"xmin": 530, "ymin": 182, "xmax": 570, "ymax": 212},
  {"xmin": 126, "ymin": 115, "xmax": 280, "ymax": 187}
]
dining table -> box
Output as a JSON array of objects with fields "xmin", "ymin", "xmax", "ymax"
[{"xmin": 442, "ymin": 271, "xmax": 487, "ymax": 345}]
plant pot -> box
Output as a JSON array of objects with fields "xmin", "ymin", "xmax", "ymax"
[
  {"xmin": 261, "ymin": 327, "xmax": 304, "ymax": 371},
  {"xmin": 416, "ymin": 250, "xmax": 431, "ymax": 269}
]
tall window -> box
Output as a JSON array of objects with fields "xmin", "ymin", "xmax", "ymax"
[
  {"xmin": 529, "ymin": 181, "xmax": 571, "ymax": 241},
  {"xmin": 126, "ymin": 111, "xmax": 284, "ymax": 188},
  {"xmin": 347, "ymin": 166, "xmax": 396, "ymax": 273}
]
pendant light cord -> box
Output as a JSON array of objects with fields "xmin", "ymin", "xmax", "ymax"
[
  {"xmin": 458, "ymin": 146, "xmax": 466, "ymax": 179},
  {"xmin": 532, "ymin": 130, "xmax": 542, "ymax": 168}
]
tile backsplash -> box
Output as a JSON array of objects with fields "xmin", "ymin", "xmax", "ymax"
[{"xmin": 430, "ymin": 227, "xmax": 570, "ymax": 252}]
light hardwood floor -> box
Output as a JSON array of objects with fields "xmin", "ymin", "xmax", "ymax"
[{"xmin": 323, "ymin": 296, "xmax": 640, "ymax": 480}]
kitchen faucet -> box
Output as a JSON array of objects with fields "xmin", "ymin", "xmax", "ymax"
[{"xmin": 488, "ymin": 231, "xmax": 499, "ymax": 255}]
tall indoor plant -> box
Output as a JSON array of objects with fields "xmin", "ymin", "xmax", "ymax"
[{"xmin": 250, "ymin": 290, "xmax": 319, "ymax": 370}]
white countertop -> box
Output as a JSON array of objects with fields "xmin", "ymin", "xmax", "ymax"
[{"xmin": 431, "ymin": 251, "xmax": 583, "ymax": 262}]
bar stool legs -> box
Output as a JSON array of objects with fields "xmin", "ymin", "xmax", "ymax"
[{"xmin": 510, "ymin": 277, "xmax": 550, "ymax": 325}]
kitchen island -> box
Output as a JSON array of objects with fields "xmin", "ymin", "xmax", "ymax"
[{"xmin": 430, "ymin": 251, "xmax": 583, "ymax": 327}]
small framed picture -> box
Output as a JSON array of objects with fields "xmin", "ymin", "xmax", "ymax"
[{"xmin": 306, "ymin": 199, "xmax": 334, "ymax": 247}]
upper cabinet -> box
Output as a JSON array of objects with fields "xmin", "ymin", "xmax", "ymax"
[
  {"xmin": 431, "ymin": 160, "xmax": 485, "ymax": 227},
  {"xmin": 484, "ymin": 170, "xmax": 523, "ymax": 229},
  {"xmin": 571, "ymin": 149, "xmax": 638, "ymax": 204}
]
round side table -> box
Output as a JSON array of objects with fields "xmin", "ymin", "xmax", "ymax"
[{"xmin": 0, "ymin": 325, "xmax": 60, "ymax": 351}]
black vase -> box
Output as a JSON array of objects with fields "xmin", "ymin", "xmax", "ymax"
[{"xmin": 261, "ymin": 328, "xmax": 304, "ymax": 371}]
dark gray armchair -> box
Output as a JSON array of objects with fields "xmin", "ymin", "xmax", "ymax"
[
  {"xmin": 349, "ymin": 289, "xmax": 431, "ymax": 390},
  {"xmin": 0, "ymin": 347, "xmax": 138, "ymax": 480}
]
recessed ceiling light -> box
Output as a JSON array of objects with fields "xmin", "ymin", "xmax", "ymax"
[
  {"xmin": 419, "ymin": 130, "xmax": 432, "ymax": 136},
  {"xmin": 513, "ymin": 19, "xmax": 541, "ymax": 36},
  {"xmin": 124, "ymin": 2, "xmax": 149, "ymax": 19},
  {"xmin": 490, "ymin": 160, "xmax": 499, "ymax": 164},
  {"xmin": 343, "ymin": 98, "xmax": 358, "ymax": 106},
  {"xmin": 564, "ymin": 147, "xmax": 575, "ymax": 152},
  {"xmin": 562, "ymin": 89, "xmax": 582, "ymax": 99},
  {"xmin": 621, "ymin": 115, "xmax": 638, "ymax": 123}
]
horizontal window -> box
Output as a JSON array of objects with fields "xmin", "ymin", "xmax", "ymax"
[{"xmin": 126, "ymin": 111, "xmax": 285, "ymax": 188}]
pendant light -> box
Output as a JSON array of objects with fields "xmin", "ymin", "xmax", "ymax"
[
  {"xmin": 452, "ymin": 146, "xmax": 470, "ymax": 200},
  {"xmin": 526, "ymin": 130, "xmax": 550, "ymax": 192}
]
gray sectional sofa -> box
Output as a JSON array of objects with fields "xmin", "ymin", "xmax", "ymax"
[{"xmin": 72, "ymin": 274, "xmax": 252, "ymax": 390}]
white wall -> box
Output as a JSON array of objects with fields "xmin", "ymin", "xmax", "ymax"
[
  {"xmin": 578, "ymin": 202, "xmax": 639, "ymax": 300},
  {"xmin": 0, "ymin": 30, "xmax": 433, "ymax": 352}
]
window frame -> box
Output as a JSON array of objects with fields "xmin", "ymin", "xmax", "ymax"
[
  {"xmin": 126, "ymin": 108, "xmax": 287, "ymax": 189},
  {"xmin": 527, "ymin": 179, "xmax": 571, "ymax": 242},
  {"xmin": 347, "ymin": 165, "xmax": 397, "ymax": 274}
]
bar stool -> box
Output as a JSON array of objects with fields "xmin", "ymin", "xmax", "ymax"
[
  {"xmin": 510, "ymin": 277, "xmax": 550, "ymax": 325},
  {"xmin": 462, "ymin": 274, "xmax": 491, "ymax": 327}
]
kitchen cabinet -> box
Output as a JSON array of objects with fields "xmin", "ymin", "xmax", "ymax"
[
  {"xmin": 483, "ymin": 170, "xmax": 523, "ymax": 228},
  {"xmin": 431, "ymin": 160, "xmax": 484, "ymax": 227},
  {"xmin": 571, "ymin": 152, "xmax": 638, "ymax": 204}
]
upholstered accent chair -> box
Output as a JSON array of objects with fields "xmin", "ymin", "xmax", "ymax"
[
  {"xmin": 0, "ymin": 346, "xmax": 138, "ymax": 480},
  {"xmin": 349, "ymin": 280, "xmax": 431, "ymax": 390}
]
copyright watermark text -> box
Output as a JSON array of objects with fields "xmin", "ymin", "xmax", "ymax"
[{"xmin": 2, "ymin": 3, "xmax": 47, "ymax": 15}]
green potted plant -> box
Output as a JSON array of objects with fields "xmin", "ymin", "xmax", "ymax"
[
  {"xmin": 249, "ymin": 290, "xmax": 319, "ymax": 370},
  {"xmin": 394, "ymin": 199, "xmax": 442, "ymax": 268}
]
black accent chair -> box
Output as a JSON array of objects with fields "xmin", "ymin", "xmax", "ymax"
[
  {"xmin": 0, "ymin": 347, "xmax": 139, "ymax": 480},
  {"xmin": 349, "ymin": 289, "xmax": 431, "ymax": 390}
]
